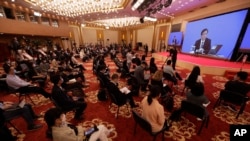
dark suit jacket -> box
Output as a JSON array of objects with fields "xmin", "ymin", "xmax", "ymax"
[
  {"xmin": 97, "ymin": 72, "xmax": 110, "ymax": 86},
  {"xmin": 51, "ymin": 85, "xmax": 75, "ymax": 110},
  {"xmin": 107, "ymin": 81, "xmax": 126, "ymax": 104},
  {"xmin": 2, "ymin": 63, "xmax": 11, "ymax": 74},
  {"xmin": 194, "ymin": 38, "xmax": 211, "ymax": 54},
  {"xmin": 225, "ymin": 80, "xmax": 250, "ymax": 96}
]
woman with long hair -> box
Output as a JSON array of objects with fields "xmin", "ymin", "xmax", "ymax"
[
  {"xmin": 149, "ymin": 57, "xmax": 158, "ymax": 74},
  {"xmin": 186, "ymin": 66, "xmax": 204, "ymax": 84},
  {"xmin": 141, "ymin": 85, "xmax": 166, "ymax": 132}
]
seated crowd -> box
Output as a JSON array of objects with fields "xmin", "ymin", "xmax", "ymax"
[{"xmin": 0, "ymin": 37, "xmax": 250, "ymax": 141}]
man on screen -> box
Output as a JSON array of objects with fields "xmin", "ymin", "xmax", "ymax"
[
  {"xmin": 194, "ymin": 28, "xmax": 211, "ymax": 54},
  {"xmin": 172, "ymin": 36, "xmax": 178, "ymax": 46}
]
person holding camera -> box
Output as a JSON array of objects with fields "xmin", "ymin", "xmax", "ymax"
[{"xmin": 44, "ymin": 108, "xmax": 114, "ymax": 141}]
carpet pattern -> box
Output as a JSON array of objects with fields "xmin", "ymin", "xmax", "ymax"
[{"xmin": 1, "ymin": 53, "xmax": 250, "ymax": 141}]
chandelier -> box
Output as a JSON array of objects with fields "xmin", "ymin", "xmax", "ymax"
[
  {"xmin": 27, "ymin": 0, "xmax": 126, "ymax": 17},
  {"xmin": 92, "ymin": 17, "xmax": 141, "ymax": 28}
]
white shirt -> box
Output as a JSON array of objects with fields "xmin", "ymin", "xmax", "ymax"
[
  {"xmin": 200, "ymin": 40, "xmax": 205, "ymax": 49},
  {"xmin": 6, "ymin": 74, "xmax": 30, "ymax": 89},
  {"xmin": 126, "ymin": 52, "xmax": 133, "ymax": 63}
]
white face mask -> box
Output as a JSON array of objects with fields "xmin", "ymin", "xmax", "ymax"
[
  {"xmin": 60, "ymin": 114, "xmax": 66, "ymax": 126},
  {"xmin": 61, "ymin": 114, "xmax": 66, "ymax": 122}
]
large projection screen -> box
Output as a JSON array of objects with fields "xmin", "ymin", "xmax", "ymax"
[{"xmin": 181, "ymin": 10, "xmax": 248, "ymax": 59}]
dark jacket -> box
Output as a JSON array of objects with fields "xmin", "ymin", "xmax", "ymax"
[
  {"xmin": 51, "ymin": 85, "xmax": 75, "ymax": 110},
  {"xmin": 107, "ymin": 81, "xmax": 126, "ymax": 104},
  {"xmin": 194, "ymin": 38, "xmax": 211, "ymax": 54},
  {"xmin": 225, "ymin": 80, "xmax": 250, "ymax": 96}
]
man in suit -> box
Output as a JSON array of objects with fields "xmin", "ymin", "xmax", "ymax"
[
  {"xmin": 172, "ymin": 36, "xmax": 178, "ymax": 46},
  {"xmin": 194, "ymin": 28, "xmax": 211, "ymax": 54},
  {"xmin": 51, "ymin": 75, "xmax": 87, "ymax": 120},
  {"xmin": 225, "ymin": 71, "xmax": 250, "ymax": 96},
  {"xmin": 107, "ymin": 73, "xmax": 138, "ymax": 108}
]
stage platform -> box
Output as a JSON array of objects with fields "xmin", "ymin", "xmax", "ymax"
[{"xmin": 153, "ymin": 52, "xmax": 250, "ymax": 76}]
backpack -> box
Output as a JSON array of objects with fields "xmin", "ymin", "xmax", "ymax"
[{"xmin": 97, "ymin": 89, "xmax": 107, "ymax": 101}]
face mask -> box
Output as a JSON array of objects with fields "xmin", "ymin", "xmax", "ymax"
[
  {"xmin": 61, "ymin": 114, "xmax": 66, "ymax": 122},
  {"xmin": 60, "ymin": 114, "xmax": 67, "ymax": 126}
]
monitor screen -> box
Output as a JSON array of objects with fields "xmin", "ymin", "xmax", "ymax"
[
  {"xmin": 168, "ymin": 32, "xmax": 183, "ymax": 46},
  {"xmin": 181, "ymin": 9, "xmax": 248, "ymax": 59},
  {"xmin": 239, "ymin": 23, "xmax": 250, "ymax": 51}
]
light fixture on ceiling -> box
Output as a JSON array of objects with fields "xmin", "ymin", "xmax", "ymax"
[
  {"xmin": 134, "ymin": 0, "xmax": 173, "ymax": 16},
  {"xmin": 33, "ymin": 11, "xmax": 41, "ymax": 17},
  {"xmin": 91, "ymin": 17, "xmax": 141, "ymax": 28},
  {"xmin": 29, "ymin": 0, "xmax": 125, "ymax": 17},
  {"xmin": 131, "ymin": 0, "xmax": 145, "ymax": 11},
  {"xmin": 144, "ymin": 16, "xmax": 157, "ymax": 22}
]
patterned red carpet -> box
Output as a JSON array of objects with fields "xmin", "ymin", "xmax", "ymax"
[{"xmin": 1, "ymin": 53, "xmax": 250, "ymax": 141}]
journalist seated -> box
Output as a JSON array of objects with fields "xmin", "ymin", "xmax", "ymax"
[
  {"xmin": 107, "ymin": 73, "xmax": 138, "ymax": 108},
  {"xmin": 51, "ymin": 75, "xmax": 87, "ymax": 120},
  {"xmin": 224, "ymin": 71, "xmax": 250, "ymax": 96},
  {"xmin": 0, "ymin": 100, "xmax": 42, "ymax": 131},
  {"xmin": 6, "ymin": 66, "xmax": 51, "ymax": 98},
  {"xmin": 44, "ymin": 108, "xmax": 114, "ymax": 141}
]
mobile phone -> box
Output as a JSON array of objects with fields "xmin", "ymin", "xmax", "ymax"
[{"xmin": 84, "ymin": 127, "xmax": 95, "ymax": 136}]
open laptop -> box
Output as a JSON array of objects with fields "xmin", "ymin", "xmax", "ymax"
[{"xmin": 208, "ymin": 45, "xmax": 223, "ymax": 55}]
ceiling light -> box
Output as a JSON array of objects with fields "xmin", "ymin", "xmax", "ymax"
[
  {"xmin": 144, "ymin": 16, "xmax": 157, "ymax": 22},
  {"xmin": 34, "ymin": 11, "xmax": 41, "ymax": 17},
  {"xmin": 28, "ymin": 0, "xmax": 124, "ymax": 17},
  {"xmin": 131, "ymin": 0, "xmax": 145, "ymax": 11},
  {"xmin": 91, "ymin": 17, "xmax": 141, "ymax": 28}
]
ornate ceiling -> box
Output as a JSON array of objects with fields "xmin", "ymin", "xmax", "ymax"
[{"xmin": 2, "ymin": 0, "xmax": 225, "ymax": 27}]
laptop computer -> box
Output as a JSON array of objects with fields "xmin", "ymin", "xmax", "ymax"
[{"xmin": 208, "ymin": 45, "xmax": 223, "ymax": 55}]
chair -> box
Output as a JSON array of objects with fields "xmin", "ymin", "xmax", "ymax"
[
  {"xmin": 213, "ymin": 90, "xmax": 250, "ymax": 119},
  {"xmin": 132, "ymin": 110, "xmax": 166, "ymax": 141},
  {"xmin": 50, "ymin": 97, "xmax": 76, "ymax": 114},
  {"xmin": 181, "ymin": 80, "xmax": 193, "ymax": 95},
  {"xmin": 7, "ymin": 86, "xmax": 36, "ymax": 105},
  {"xmin": 97, "ymin": 76, "xmax": 107, "ymax": 89},
  {"xmin": 180, "ymin": 100, "xmax": 209, "ymax": 135},
  {"xmin": 107, "ymin": 92, "xmax": 129, "ymax": 118},
  {"xmin": 0, "ymin": 109, "xmax": 22, "ymax": 134}
]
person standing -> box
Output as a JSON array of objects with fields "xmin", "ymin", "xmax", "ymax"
[
  {"xmin": 144, "ymin": 44, "xmax": 148, "ymax": 57},
  {"xmin": 169, "ymin": 47, "xmax": 177, "ymax": 70}
]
